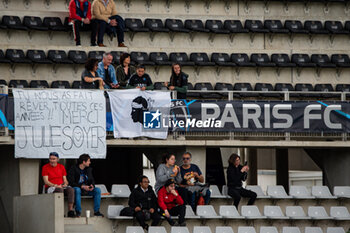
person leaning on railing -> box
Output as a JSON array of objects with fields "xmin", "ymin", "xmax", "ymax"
[
  {"xmin": 81, "ymin": 58, "xmax": 104, "ymax": 90},
  {"xmin": 164, "ymin": 63, "xmax": 188, "ymax": 99},
  {"xmin": 116, "ymin": 52, "xmax": 136, "ymax": 89}
]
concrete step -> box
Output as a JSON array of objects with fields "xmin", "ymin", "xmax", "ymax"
[{"xmin": 64, "ymin": 224, "xmax": 98, "ymax": 233}]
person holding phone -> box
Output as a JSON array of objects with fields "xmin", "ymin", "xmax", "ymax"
[{"xmin": 226, "ymin": 153, "xmax": 257, "ymax": 208}]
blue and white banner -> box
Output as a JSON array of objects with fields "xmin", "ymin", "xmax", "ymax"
[
  {"xmin": 108, "ymin": 89, "xmax": 171, "ymax": 139},
  {"xmin": 13, "ymin": 89, "xmax": 106, "ymax": 159}
]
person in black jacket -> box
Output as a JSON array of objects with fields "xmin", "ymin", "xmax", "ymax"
[
  {"xmin": 67, "ymin": 153, "xmax": 104, "ymax": 217},
  {"xmin": 129, "ymin": 175, "xmax": 161, "ymax": 230},
  {"xmin": 164, "ymin": 63, "xmax": 188, "ymax": 99},
  {"xmin": 227, "ymin": 153, "xmax": 257, "ymax": 208}
]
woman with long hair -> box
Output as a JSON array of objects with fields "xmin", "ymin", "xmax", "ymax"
[{"xmin": 164, "ymin": 63, "xmax": 188, "ymax": 99}]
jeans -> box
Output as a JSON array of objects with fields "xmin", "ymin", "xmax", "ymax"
[
  {"xmin": 74, "ymin": 187, "xmax": 101, "ymax": 213},
  {"xmin": 91, "ymin": 15, "xmax": 125, "ymax": 44}
]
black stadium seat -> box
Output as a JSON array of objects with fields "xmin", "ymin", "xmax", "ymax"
[
  {"xmin": 211, "ymin": 53, "xmax": 236, "ymax": 66},
  {"xmin": 275, "ymin": 83, "xmax": 296, "ymax": 97},
  {"xmin": 251, "ymin": 54, "xmax": 276, "ymax": 67},
  {"xmin": 48, "ymin": 50, "xmax": 73, "ymax": 64},
  {"xmin": 154, "ymin": 82, "xmax": 168, "ymax": 90},
  {"xmin": 285, "ymin": 20, "xmax": 309, "ymax": 34},
  {"xmin": 325, "ymin": 21, "xmax": 349, "ymax": 34},
  {"xmin": 231, "ymin": 53, "xmax": 256, "ymax": 67},
  {"xmin": 194, "ymin": 82, "xmax": 221, "ymax": 99},
  {"xmin": 233, "ymin": 83, "xmax": 259, "ymax": 98},
  {"xmin": 72, "ymin": 81, "xmax": 83, "ymax": 89},
  {"xmin": 68, "ymin": 50, "xmax": 87, "ymax": 64},
  {"xmin": 271, "ymin": 54, "xmax": 296, "ymax": 67},
  {"xmin": 130, "ymin": 52, "xmax": 155, "ymax": 66},
  {"xmin": 43, "ymin": 17, "xmax": 67, "ymax": 31},
  {"xmin": 205, "ymin": 20, "xmax": 230, "ymax": 34},
  {"xmin": 144, "ymin": 19, "xmax": 169, "ymax": 32},
  {"xmin": 292, "ymin": 54, "xmax": 316, "ymax": 67},
  {"xmin": 304, "ymin": 20, "xmax": 329, "ymax": 34},
  {"xmin": 125, "ymin": 18, "xmax": 149, "ymax": 32},
  {"xmin": 9, "ymin": 80, "xmax": 29, "ymax": 88},
  {"xmin": 110, "ymin": 51, "xmax": 123, "ymax": 65},
  {"xmin": 311, "ymin": 54, "xmax": 336, "ymax": 68},
  {"xmin": 255, "ymin": 83, "xmax": 279, "ymax": 97},
  {"xmin": 0, "ymin": 50, "xmax": 11, "ymax": 63},
  {"xmin": 224, "ymin": 20, "xmax": 249, "ymax": 33},
  {"xmin": 314, "ymin": 83, "xmax": 337, "ymax": 98},
  {"xmin": 27, "ymin": 50, "xmax": 52, "ymax": 64},
  {"xmin": 184, "ymin": 20, "xmax": 209, "ymax": 32},
  {"xmin": 169, "ymin": 53, "xmax": 195, "ymax": 66},
  {"xmin": 165, "ymin": 19, "xmax": 190, "ymax": 33},
  {"xmin": 30, "ymin": 80, "xmax": 49, "ymax": 88},
  {"xmin": 345, "ymin": 21, "xmax": 350, "ymax": 32},
  {"xmin": 245, "ymin": 20, "xmax": 269, "ymax": 33},
  {"xmin": 51, "ymin": 81, "xmax": 70, "ymax": 89},
  {"xmin": 2, "ymin": 16, "xmax": 27, "ymax": 30},
  {"xmin": 190, "ymin": 53, "xmax": 215, "ymax": 66},
  {"xmin": 88, "ymin": 51, "xmax": 104, "ymax": 60},
  {"xmin": 186, "ymin": 82, "xmax": 200, "ymax": 98},
  {"xmin": 6, "ymin": 49, "xmax": 31, "ymax": 63},
  {"xmin": 0, "ymin": 80, "xmax": 7, "ymax": 86},
  {"xmin": 149, "ymin": 52, "xmax": 172, "ymax": 66},
  {"xmin": 295, "ymin": 83, "xmax": 316, "ymax": 97},
  {"xmin": 23, "ymin": 16, "xmax": 48, "ymax": 31},
  {"xmin": 265, "ymin": 20, "xmax": 289, "ymax": 33},
  {"xmin": 215, "ymin": 82, "xmax": 233, "ymax": 98},
  {"xmin": 336, "ymin": 84, "xmax": 350, "ymax": 92},
  {"xmin": 331, "ymin": 54, "xmax": 350, "ymax": 67}
]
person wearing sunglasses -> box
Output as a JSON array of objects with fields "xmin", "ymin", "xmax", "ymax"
[
  {"xmin": 180, "ymin": 152, "xmax": 211, "ymax": 211},
  {"xmin": 157, "ymin": 179, "xmax": 186, "ymax": 226},
  {"xmin": 128, "ymin": 175, "xmax": 160, "ymax": 230}
]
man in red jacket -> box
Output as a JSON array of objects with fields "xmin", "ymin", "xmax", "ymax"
[
  {"xmin": 157, "ymin": 179, "xmax": 186, "ymax": 226},
  {"xmin": 69, "ymin": 0, "xmax": 92, "ymax": 46}
]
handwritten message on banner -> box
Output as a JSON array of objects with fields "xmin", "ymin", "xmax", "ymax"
[{"xmin": 13, "ymin": 89, "xmax": 106, "ymax": 159}]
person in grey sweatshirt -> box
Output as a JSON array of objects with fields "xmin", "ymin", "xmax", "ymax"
[{"xmin": 155, "ymin": 153, "xmax": 189, "ymax": 204}]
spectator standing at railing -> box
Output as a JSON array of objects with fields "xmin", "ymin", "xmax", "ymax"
[
  {"xmin": 127, "ymin": 64, "xmax": 154, "ymax": 90},
  {"xmin": 81, "ymin": 58, "xmax": 104, "ymax": 89},
  {"xmin": 96, "ymin": 53, "xmax": 119, "ymax": 89},
  {"xmin": 67, "ymin": 154, "xmax": 104, "ymax": 217},
  {"xmin": 164, "ymin": 63, "xmax": 188, "ymax": 99},
  {"xmin": 116, "ymin": 53, "xmax": 136, "ymax": 88},
  {"xmin": 68, "ymin": 0, "xmax": 92, "ymax": 46},
  {"xmin": 227, "ymin": 153, "xmax": 257, "ymax": 208},
  {"xmin": 42, "ymin": 152, "xmax": 76, "ymax": 217},
  {"xmin": 91, "ymin": 0, "xmax": 126, "ymax": 47}
]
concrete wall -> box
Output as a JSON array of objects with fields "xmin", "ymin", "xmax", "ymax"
[
  {"xmin": 19, "ymin": 159, "xmax": 40, "ymax": 195},
  {"xmin": 13, "ymin": 193, "xmax": 64, "ymax": 233}
]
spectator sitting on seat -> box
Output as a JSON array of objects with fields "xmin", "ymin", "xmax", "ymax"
[
  {"xmin": 227, "ymin": 153, "xmax": 257, "ymax": 209},
  {"xmin": 180, "ymin": 152, "xmax": 210, "ymax": 212},
  {"xmin": 68, "ymin": 0, "xmax": 92, "ymax": 46},
  {"xmin": 128, "ymin": 175, "xmax": 161, "ymax": 231},
  {"xmin": 42, "ymin": 152, "xmax": 75, "ymax": 217},
  {"xmin": 155, "ymin": 153, "xmax": 189, "ymax": 205},
  {"xmin": 91, "ymin": 0, "xmax": 126, "ymax": 47},
  {"xmin": 127, "ymin": 64, "xmax": 154, "ymax": 90},
  {"xmin": 81, "ymin": 58, "xmax": 104, "ymax": 89},
  {"xmin": 67, "ymin": 154, "xmax": 104, "ymax": 217},
  {"xmin": 116, "ymin": 53, "xmax": 136, "ymax": 88},
  {"xmin": 164, "ymin": 63, "xmax": 188, "ymax": 99},
  {"xmin": 158, "ymin": 179, "xmax": 186, "ymax": 226},
  {"xmin": 96, "ymin": 53, "xmax": 119, "ymax": 89}
]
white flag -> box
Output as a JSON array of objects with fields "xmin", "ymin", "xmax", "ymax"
[{"xmin": 108, "ymin": 89, "xmax": 171, "ymax": 139}]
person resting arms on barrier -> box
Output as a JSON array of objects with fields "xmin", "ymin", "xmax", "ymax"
[
  {"xmin": 227, "ymin": 153, "xmax": 257, "ymax": 209},
  {"xmin": 154, "ymin": 153, "xmax": 189, "ymax": 205},
  {"xmin": 127, "ymin": 64, "xmax": 154, "ymax": 90},
  {"xmin": 42, "ymin": 152, "xmax": 76, "ymax": 218},
  {"xmin": 116, "ymin": 52, "xmax": 136, "ymax": 89},
  {"xmin": 128, "ymin": 175, "xmax": 160, "ymax": 230},
  {"xmin": 81, "ymin": 58, "xmax": 104, "ymax": 89},
  {"xmin": 164, "ymin": 63, "xmax": 188, "ymax": 99},
  {"xmin": 67, "ymin": 154, "xmax": 104, "ymax": 217},
  {"xmin": 180, "ymin": 151, "xmax": 210, "ymax": 212},
  {"xmin": 96, "ymin": 52, "xmax": 119, "ymax": 89}
]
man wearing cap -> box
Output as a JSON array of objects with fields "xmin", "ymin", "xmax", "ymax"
[{"xmin": 42, "ymin": 152, "xmax": 76, "ymax": 217}]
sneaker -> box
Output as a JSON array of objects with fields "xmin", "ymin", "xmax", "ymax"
[
  {"xmin": 118, "ymin": 42, "xmax": 127, "ymax": 47},
  {"xmin": 143, "ymin": 224, "xmax": 149, "ymax": 231},
  {"xmin": 94, "ymin": 211, "xmax": 104, "ymax": 217},
  {"xmin": 173, "ymin": 221, "xmax": 180, "ymax": 226},
  {"xmin": 67, "ymin": 210, "xmax": 76, "ymax": 218},
  {"xmin": 98, "ymin": 43, "xmax": 106, "ymax": 47},
  {"xmin": 179, "ymin": 222, "xmax": 186, "ymax": 226},
  {"xmin": 76, "ymin": 211, "xmax": 81, "ymax": 217},
  {"xmin": 91, "ymin": 43, "xmax": 98, "ymax": 47},
  {"xmin": 76, "ymin": 42, "xmax": 81, "ymax": 47}
]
